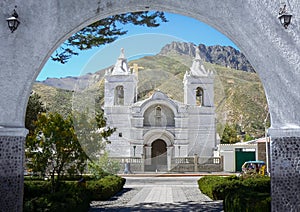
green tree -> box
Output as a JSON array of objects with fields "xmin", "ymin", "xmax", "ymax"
[
  {"xmin": 244, "ymin": 133, "xmax": 255, "ymax": 142},
  {"xmin": 48, "ymin": 89, "xmax": 73, "ymax": 117},
  {"xmin": 26, "ymin": 113, "xmax": 88, "ymax": 191},
  {"xmin": 73, "ymin": 109, "xmax": 116, "ymax": 161},
  {"xmin": 25, "ymin": 92, "xmax": 46, "ymax": 134},
  {"xmin": 220, "ymin": 124, "xmax": 241, "ymax": 144},
  {"xmin": 88, "ymin": 152, "xmax": 121, "ymax": 176},
  {"xmin": 52, "ymin": 11, "xmax": 167, "ymax": 63}
]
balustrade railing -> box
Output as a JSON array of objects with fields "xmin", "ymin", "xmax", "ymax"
[
  {"xmin": 111, "ymin": 156, "xmax": 223, "ymax": 172},
  {"xmin": 113, "ymin": 157, "xmax": 142, "ymax": 164}
]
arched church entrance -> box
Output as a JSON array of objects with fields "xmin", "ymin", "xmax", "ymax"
[
  {"xmin": 143, "ymin": 129, "xmax": 174, "ymax": 172},
  {"xmin": 151, "ymin": 139, "xmax": 167, "ymax": 171}
]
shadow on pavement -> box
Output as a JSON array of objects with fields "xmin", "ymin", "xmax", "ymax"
[
  {"xmin": 109, "ymin": 188, "xmax": 134, "ymax": 200},
  {"xmin": 90, "ymin": 200, "xmax": 223, "ymax": 212}
]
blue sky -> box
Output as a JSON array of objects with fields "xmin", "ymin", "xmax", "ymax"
[{"xmin": 37, "ymin": 12, "xmax": 237, "ymax": 81}]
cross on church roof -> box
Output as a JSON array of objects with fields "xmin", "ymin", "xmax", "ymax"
[{"xmin": 130, "ymin": 63, "xmax": 144, "ymax": 77}]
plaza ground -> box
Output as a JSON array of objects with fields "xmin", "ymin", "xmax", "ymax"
[{"xmin": 90, "ymin": 175, "xmax": 224, "ymax": 211}]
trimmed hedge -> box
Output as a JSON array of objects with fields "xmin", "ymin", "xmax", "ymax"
[
  {"xmin": 24, "ymin": 181, "xmax": 90, "ymax": 212},
  {"xmin": 24, "ymin": 175, "xmax": 125, "ymax": 212},
  {"xmin": 24, "ymin": 180, "xmax": 52, "ymax": 200},
  {"xmin": 198, "ymin": 175, "xmax": 238, "ymax": 200},
  {"xmin": 87, "ymin": 175, "xmax": 126, "ymax": 200},
  {"xmin": 198, "ymin": 175, "xmax": 271, "ymax": 212},
  {"xmin": 224, "ymin": 190, "xmax": 271, "ymax": 212}
]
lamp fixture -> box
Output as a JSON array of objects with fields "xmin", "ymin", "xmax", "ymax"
[
  {"xmin": 6, "ymin": 7, "xmax": 20, "ymax": 33},
  {"xmin": 278, "ymin": 4, "xmax": 292, "ymax": 29}
]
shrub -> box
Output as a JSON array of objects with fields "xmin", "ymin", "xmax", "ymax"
[
  {"xmin": 198, "ymin": 175, "xmax": 271, "ymax": 212},
  {"xmin": 88, "ymin": 153, "xmax": 121, "ymax": 177},
  {"xmin": 240, "ymin": 175, "xmax": 270, "ymax": 193},
  {"xmin": 24, "ymin": 180, "xmax": 52, "ymax": 200},
  {"xmin": 212, "ymin": 180, "xmax": 242, "ymax": 200},
  {"xmin": 60, "ymin": 174, "xmax": 96, "ymax": 182},
  {"xmin": 87, "ymin": 175, "xmax": 126, "ymax": 200},
  {"xmin": 24, "ymin": 181, "xmax": 90, "ymax": 212},
  {"xmin": 198, "ymin": 175, "xmax": 237, "ymax": 200},
  {"xmin": 24, "ymin": 175, "xmax": 126, "ymax": 211},
  {"xmin": 224, "ymin": 190, "xmax": 271, "ymax": 212}
]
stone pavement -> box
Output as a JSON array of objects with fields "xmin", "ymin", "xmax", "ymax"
[{"xmin": 90, "ymin": 176, "xmax": 223, "ymax": 211}]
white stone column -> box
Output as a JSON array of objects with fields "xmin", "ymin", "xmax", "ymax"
[
  {"xmin": 141, "ymin": 153, "xmax": 145, "ymax": 172},
  {"xmin": 167, "ymin": 146, "xmax": 174, "ymax": 171},
  {"xmin": 144, "ymin": 146, "xmax": 152, "ymax": 165},
  {"xmin": 0, "ymin": 127, "xmax": 28, "ymax": 212}
]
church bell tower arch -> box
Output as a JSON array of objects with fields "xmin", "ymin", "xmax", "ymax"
[{"xmin": 104, "ymin": 48, "xmax": 138, "ymax": 108}]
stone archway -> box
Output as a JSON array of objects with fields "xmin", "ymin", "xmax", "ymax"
[
  {"xmin": 143, "ymin": 129, "xmax": 174, "ymax": 172},
  {"xmin": 1, "ymin": 1, "xmax": 300, "ymax": 211},
  {"xmin": 151, "ymin": 139, "xmax": 167, "ymax": 171}
]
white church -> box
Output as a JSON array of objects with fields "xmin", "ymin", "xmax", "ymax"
[{"xmin": 104, "ymin": 48, "xmax": 217, "ymax": 172}]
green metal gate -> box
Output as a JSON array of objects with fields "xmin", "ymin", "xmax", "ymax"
[{"xmin": 235, "ymin": 148, "xmax": 255, "ymax": 172}]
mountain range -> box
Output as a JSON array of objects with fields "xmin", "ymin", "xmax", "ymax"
[
  {"xmin": 33, "ymin": 41, "xmax": 268, "ymax": 138},
  {"xmin": 38, "ymin": 42, "xmax": 255, "ymax": 91}
]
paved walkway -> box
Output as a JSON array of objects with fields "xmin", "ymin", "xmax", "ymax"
[{"xmin": 90, "ymin": 176, "xmax": 223, "ymax": 211}]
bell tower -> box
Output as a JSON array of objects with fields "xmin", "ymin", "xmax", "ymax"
[
  {"xmin": 183, "ymin": 48, "xmax": 214, "ymax": 107},
  {"xmin": 104, "ymin": 48, "xmax": 138, "ymax": 108}
]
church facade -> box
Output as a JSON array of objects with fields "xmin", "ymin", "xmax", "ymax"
[{"xmin": 104, "ymin": 48, "xmax": 216, "ymax": 171}]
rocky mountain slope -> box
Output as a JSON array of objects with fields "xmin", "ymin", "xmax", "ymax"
[
  {"xmin": 33, "ymin": 44, "xmax": 268, "ymax": 138},
  {"xmin": 159, "ymin": 41, "xmax": 255, "ymax": 73},
  {"xmin": 38, "ymin": 42, "xmax": 255, "ymax": 91}
]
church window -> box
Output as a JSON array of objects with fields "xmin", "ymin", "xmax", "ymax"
[
  {"xmin": 196, "ymin": 87, "xmax": 204, "ymax": 106},
  {"xmin": 155, "ymin": 106, "xmax": 162, "ymax": 126},
  {"xmin": 155, "ymin": 106, "xmax": 161, "ymax": 117},
  {"xmin": 114, "ymin": 85, "xmax": 124, "ymax": 105}
]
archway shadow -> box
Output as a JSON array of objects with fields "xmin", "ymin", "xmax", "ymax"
[
  {"xmin": 90, "ymin": 188, "xmax": 223, "ymax": 212},
  {"xmin": 90, "ymin": 201, "xmax": 223, "ymax": 211}
]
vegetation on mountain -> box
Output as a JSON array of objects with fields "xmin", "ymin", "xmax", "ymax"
[
  {"xmin": 34, "ymin": 44, "xmax": 269, "ymax": 140},
  {"xmin": 25, "ymin": 92, "xmax": 47, "ymax": 135}
]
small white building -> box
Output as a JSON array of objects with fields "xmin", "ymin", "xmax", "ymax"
[
  {"xmin": 104, "ymin": 48, "xmax": 217, "ymax": 172},
  {"xmin": 216, "ymin": 137, "xmax": 269, "ymax": 172}
]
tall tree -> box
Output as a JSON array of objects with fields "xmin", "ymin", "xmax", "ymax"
[
  {"xmin": 25, "ymin": 92, "xmax": 47, "ymax": 134},
  {"xmin": 73, "ymin": 109, "xmax": 116, "ymax": 161},
  {"xmin": 220, "ymin": 124, "xmax": 241, "ymax": 144},
  {"xmin": 48, "ymin": 89, "xmax": 73, "ymax": 117},
  {"xmin": 52, "ymin": 11, "xmax": 167, "ymax": 63},
  {"xmin": 26, "ymin": 113, "xmax": 88, "ymax": 191}
]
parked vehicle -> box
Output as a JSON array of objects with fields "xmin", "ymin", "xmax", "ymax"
[{"xmin": 241, "ymin": 160, "xmax": 266, "ymax": 176}]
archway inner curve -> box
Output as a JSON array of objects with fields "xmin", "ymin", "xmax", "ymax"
[
  {"xmin": 151, "ymin": 139, "xmax": 167, "ymax": 169},
  {"xmin": 21, "ymin": 0, "xmax": 285, "ymax": 131}
]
